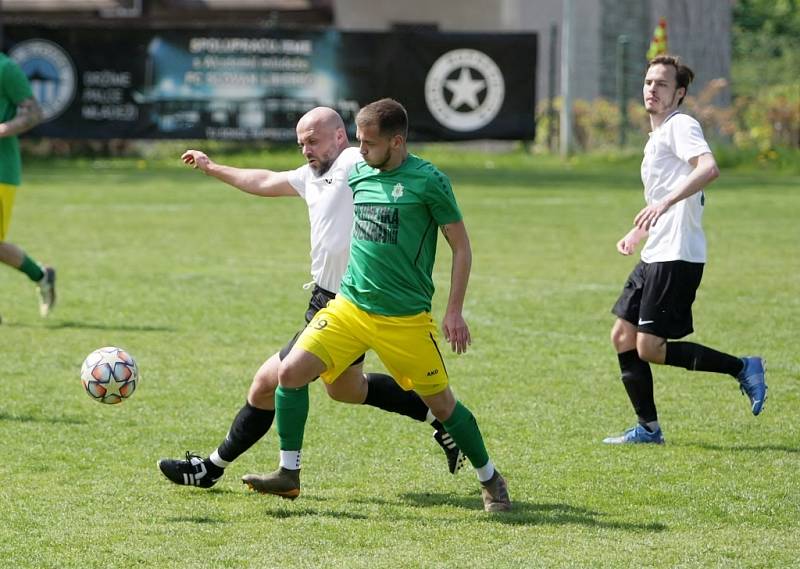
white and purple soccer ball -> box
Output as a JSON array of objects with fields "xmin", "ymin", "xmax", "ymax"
[{"xmin": 80, "ymin": 346, "xmax": 139, "ymax": 405}]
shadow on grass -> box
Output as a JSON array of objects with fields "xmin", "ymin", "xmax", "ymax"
[
  {"xmin": 165, "ymin": 516, "xmax": 224, "ymax": 524},
  {"xmin": 2, "ymin": 320, "xmax": 175, "ymax": 332},
  {"xmin": 262, "ymin": 507, "xmax": 368, "ymax": 520},
  {"xmin": 0, "ymin": 411, "xmax": 86, "ymax": 425},
  {"xmin": 235, "ymin": 491, "xmax": 665, "ymax": 529},
  {"xmin": 51, "ymin": 320, "xmax": 175, "ymax": 332},
  {"xmin": 400, "ymin": 493, "xmax": 667, "ymax": 530},
  {"xmin": 686, "ymin": 442, "xmax": 800, "ymax": 454}
]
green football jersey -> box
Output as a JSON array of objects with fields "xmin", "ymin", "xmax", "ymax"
[
  {"xmin": 341, "ymin": 153, "xmax": 462, "ymax": 316},
  {"xmin": 0, "ymin": 54, "xmax": 34, "ymax": 186}
]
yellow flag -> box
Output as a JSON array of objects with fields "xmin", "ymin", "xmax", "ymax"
[{"xmin": 647, "ymin": 17, "xmax": 668, "ymax": 60}]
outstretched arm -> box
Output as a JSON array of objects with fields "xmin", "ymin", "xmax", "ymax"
[
  {"xmin": 0, "ymin": 97, "xmax": 43, "ymax": 137},
  {"xmin": 634, "ymin": 152, "xmax": 719, "ymax": 231},
  {"xmin": 181, "ymin": 149, "xmax": 298, "ymax": 197},
  {"xmin": 440, "ymin": 220, "xmax": 472, "ymax": 354}
]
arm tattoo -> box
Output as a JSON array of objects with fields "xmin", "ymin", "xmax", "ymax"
[
  {"xmin": 17, "ymin": 99, "xmax": 43, "ymax": 130},
  {"xmin": 440, "ymin": 225, "xmax": 451, "ymax": 244}
]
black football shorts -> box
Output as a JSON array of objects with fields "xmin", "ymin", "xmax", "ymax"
[{"xmin": 612, "ymin": 260, "xmax": 704, "ymax": 339}]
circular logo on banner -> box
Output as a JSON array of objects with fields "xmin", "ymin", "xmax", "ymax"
[
  {"xmin": 9, "ymin": 39, "xmax": 77, "ymax": 122},
  {"xmin": 425, "ymin": 49, "xmax": 505, "ymax": 132}
]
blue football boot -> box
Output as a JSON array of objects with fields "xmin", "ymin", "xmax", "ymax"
[
  {"xmin": 603, "ymin": 424, "xmax": 665, "ymax": 445},
  {"xmin": 737, "ymin": 357, "xmax": 767, "ymax": 415}
]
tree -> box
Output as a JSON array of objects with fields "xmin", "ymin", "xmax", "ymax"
[{"xmin": 732, "ymin": 0, "xmax": 800, "ymax": 95}]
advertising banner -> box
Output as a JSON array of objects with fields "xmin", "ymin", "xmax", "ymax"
[{"xmin": 5, "ymin": 27, "xmax": 536, "ymax": 141}]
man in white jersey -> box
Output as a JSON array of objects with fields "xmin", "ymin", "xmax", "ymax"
[
  {"xmin": 158, "ymin": 107, "xmax": 465, "ymax": 487},
  {"xmin": 604, "ymin": 55, "xmax": 767, "ymax": 445}
]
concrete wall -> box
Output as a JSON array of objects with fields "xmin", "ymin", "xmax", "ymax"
[
  {"xmin": 333, "ymin": 0, "xmax": 518, "ymax": 31},
  {"xmin": 332, "ymin": 0, "xmax": 565, "ymax": 112},
  {"xmin": 651, "ymin": 0, "xmax": 732, "ymax": 105},
  {"xmin": 333, "ymin": 0, "xmax": 730, "ymax": 106}
]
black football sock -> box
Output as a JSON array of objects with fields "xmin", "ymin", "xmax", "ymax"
[
  {"xmin": 618, "ymin": 349, "xmax": 658, "ymax": 424},
  {"xmin": 215, "ymin": 402, "xmax": 276, "ymax": 464},
  {"xmin": 363, "ymin": 373, "xmax": 429, "ymax": 422},
  {"xmin": 665, "ymin": 342, "xmax": 744, "ymax": 377}
]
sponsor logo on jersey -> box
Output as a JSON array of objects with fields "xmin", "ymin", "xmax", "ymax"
[
  {"xmin": 426, "ymin": 369, "xmax": 439, "ymax": 377},
  {"xmin": 424, "ymin": 48, "xmax": 505, "ymax": 132},
  {"xmin": 10, "ymin": 39, "xmax": 77, "ymax": 122},
  {"xmin": 391, "ymin": 183, "xmax": 404, "ymax": 202},
  {"xmin": 353, "ymin": 205, "xmax": 399, "ymax": 244}
]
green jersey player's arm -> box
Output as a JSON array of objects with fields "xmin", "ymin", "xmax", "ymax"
[
  {"xmin": 0, "ymin": 97, "xmax": 43, "ymax": 138},
  {"xmin": 181, "ymin": 149, "xmax": 297, "ymax": 198},
  {"xmin": 440, "ymin": 220, "xmax": 473, "ymax": 354}
]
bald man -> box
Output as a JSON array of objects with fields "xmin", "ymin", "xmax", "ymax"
[{"xmin": 158, "ymin": 108, "xmax": 465, "ymax": 489}]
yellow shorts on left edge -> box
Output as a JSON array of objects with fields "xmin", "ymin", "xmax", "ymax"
[
  {"xmin": 0, "ymin": 183, "xmax": 18, "ymax": 241},
  {"xmin": 295, "ymin": 296, "xmax": 450, "ymax": 396}
]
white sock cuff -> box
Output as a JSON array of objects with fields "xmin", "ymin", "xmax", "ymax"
[
  {"xmin": 476, "ymin": 460, "xmax": 495, "ymax": 483},
  {"xmin": 209, "ymin": 450, "xmax": 230, "ymax": 468},
  {"xmin": 279, "ymin": 450, "xmax": 302, "ymax": 470}
]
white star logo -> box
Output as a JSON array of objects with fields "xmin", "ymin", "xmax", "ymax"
[
  {"xmin": 445, "ymin": 67, "xmax": 486, "ymax": 110},
  {"xmin": 425, "ymin": 49, "xmax": 505, "ymax": 132}
]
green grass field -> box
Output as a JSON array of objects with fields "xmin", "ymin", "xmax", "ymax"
[{"xmin": 0, "ymin": 149, "xmax": 797, "ymax": 568}]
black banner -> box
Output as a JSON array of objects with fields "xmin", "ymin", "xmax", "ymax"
[{"xmin": 5, "ymin": 27, "xmax": 536, "ymax": 141}]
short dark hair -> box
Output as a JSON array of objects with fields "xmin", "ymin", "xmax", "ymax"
[
  {"xmin": 647, "ymin": 55, "xmax": 695, "ymax": 106},
  {"xmin": 356, "ymin": 98, "xmax": 408, "ymax": 139}
]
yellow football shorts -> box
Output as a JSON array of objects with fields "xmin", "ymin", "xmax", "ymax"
[
  {"xmin": 0, "ymin": 183, "xmax": 18, "ymax": 241},
  {"xmin": 295, "ymin": 295, "xmax": 450, "ymax": 396}
]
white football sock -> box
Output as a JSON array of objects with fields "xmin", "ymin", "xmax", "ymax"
[
  {"xmin": 279, "ymin": 450, "xmax": 302, "ymax": 470},
  {"xmin": 476, "ymin": 461, "xmax": 496, "ymax": 483}
]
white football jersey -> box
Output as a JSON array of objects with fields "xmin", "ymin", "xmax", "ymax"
[
  {"xmin": 640, "ymin": 112, "xmax": 712, "ymax": 263},
  {"xmin": 286, "ymin": 146, "xmax": 362, "ymax": 293}
]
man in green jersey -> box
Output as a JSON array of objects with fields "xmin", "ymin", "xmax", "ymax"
[
  {"xmin": 0, "ymin": 53, "xmax": 55, "ymax": 320},
  {"xmin": 242, "ymin": 98, "xmax": 511, "ymax": 513}
]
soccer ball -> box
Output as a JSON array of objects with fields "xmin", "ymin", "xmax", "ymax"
[{"xmin": 80, "ymin": 346, "xmax": 139, "ymax": 404}]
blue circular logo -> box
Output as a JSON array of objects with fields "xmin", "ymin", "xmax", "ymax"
[{"xmin": 10, "ymin": 39, "xmax": 76, "ymax": 122}]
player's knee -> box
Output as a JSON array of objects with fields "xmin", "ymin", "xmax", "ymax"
[
  {"xmin": 249, "ymin": 369, "xmax": 278, "ymax": 400},
  {"xmin": 277, "ymin": 361, "xmax": 294, "ymax": 387},
  {"xmin": 422, "ymin": 387, "xmax": 456, "ymax": 422},
  {"xmin": 611, "ymin": 322, "xmax": 635, "ymax": 352},
  {"xmin": 326, "ymin": 389, "xmax": 349, "ymax": 403},
  {"xmin": 325, "ymin": 383, "xmax": 363, "ymax": 404},
  {"xmin": 635, "ymin": 338, "xmax": 660, "ymax": 363},
  {"xmin": 277, "ymin": 359, "xmax": 308, "ymax": 388},
  {"xmin": 325, "ymin": 369, "xmax": 367, "ymax": 404},
  {"xmin": 636, "ymin": 347, "xmax": 658, "ymax": 363}
]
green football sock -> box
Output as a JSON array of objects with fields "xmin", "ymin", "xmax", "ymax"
[
  {"xmin": 275, "ymin": 385, "xmax": 309, "ymax": 451},
  {"xmin": 19, "ymin": 255, "xmax": 44, "ymax": 282},
  {"xmin": 443, "ymin": 401, "xmax": 490, "ymax": 469}
]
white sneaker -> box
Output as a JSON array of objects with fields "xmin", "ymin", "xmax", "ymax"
[{"xmin": 37, "ymin": 266, "xmax": 56, "ymax": 317}]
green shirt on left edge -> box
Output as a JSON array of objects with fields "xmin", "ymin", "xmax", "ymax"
[
  {"xmin": 0, "ymin": 53, "xmax": 34, "ymax": 186},
  {"xmin": 341, "ymin": 153, "xmax": 462, "ymax": 316}
]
